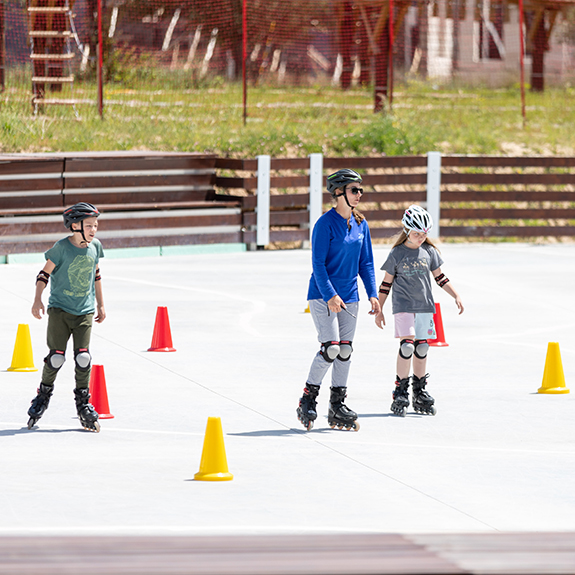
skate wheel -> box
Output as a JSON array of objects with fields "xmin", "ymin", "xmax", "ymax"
[
  {"xmin": 429, "ymin": 407, "xmax": 437, "ymax": 416},
  {"xmin": 306, "ymin": 421, "xmax": 314, "ymax": 431},
  {"xmin": 27, "ymin": 418, "xmax": 36, "ymax": 430},
  {"xmin": 329, "ymin": 423, "xmax": 336, "ymax": 429},
  {"xmin": 337, "ymin": 424, "xmax": 344, "ymax": 430},
  {"xmin": 352, "ymin": 421, "xmax": 360, "ymax": 431}
]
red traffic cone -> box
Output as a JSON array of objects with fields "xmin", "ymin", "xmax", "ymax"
[
  {"xmin": 148, "ymin": 306, "xmax": 176, "ymax": 352},
  {"xmin": 88, "ymin": 364, "xmax": 114, "ymax": 419},
  {"xmin": 429, "ymin": 303, "xmax": 449, "ymax": 347}
]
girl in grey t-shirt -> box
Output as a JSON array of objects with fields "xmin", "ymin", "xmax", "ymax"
[{"xmin": 375, "ymin": 205, "xmax": 464, "ymax": 417}]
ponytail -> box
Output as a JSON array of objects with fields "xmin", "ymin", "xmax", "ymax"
[{"xmin": 352, "ymin": 208, "xmax": 365, "ymax": 225}]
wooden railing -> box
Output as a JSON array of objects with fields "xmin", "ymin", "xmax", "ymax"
[
  {"xmin": 0, "ymin": 153, "xmax": 573, "ymax": 256},
  {"xmin": 0, "ymin": 152, "xmax": 242, "ymax": 255},
  {"xmin": 216, "ymin": 155, "xmax": 575, "ymax": 245}
]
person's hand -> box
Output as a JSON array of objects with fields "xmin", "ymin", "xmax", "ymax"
[
  {"xmin": 375, "ymin": 311, "xmax": 386, "ymax": 329},
  {"xmin": 31, "ymin": 299, "xmax": 45, "ymax": 320},
  {"xmin": 455, "ymin": 296, "xmax": 464, "ymax": 315},
  {"xmin": 368, "ymin": 297, "xmax": 381, "ymax": 316},
  {"xmin": 327, "ymin": 294, "xmax": 345, "ymax": 313},
  {"xmin": 95, "ymin": 305, "xmax": 106, "ymax": 323}
]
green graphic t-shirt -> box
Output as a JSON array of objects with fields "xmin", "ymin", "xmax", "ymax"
[{"xmin": 45, "ymin": 237, "xmax": 104, "ymax": 316}]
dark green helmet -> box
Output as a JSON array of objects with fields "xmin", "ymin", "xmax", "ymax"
[{"xmin": 326, "ymin": 169, "xmax": 362, "ymax": 196}]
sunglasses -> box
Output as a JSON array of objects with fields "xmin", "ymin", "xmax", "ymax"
[{"xmin": 347, "ymin": 186, "xmax": 364, "ymax": 196}]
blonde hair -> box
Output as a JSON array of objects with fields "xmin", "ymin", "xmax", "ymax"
[{"xmin": 391, "ymin": 229, "xmax": 440, "ymax": 252}]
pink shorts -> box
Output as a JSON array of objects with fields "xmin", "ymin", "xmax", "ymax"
[{"xmin": 394, "ymin": 312, "xmax": 436, "ymax": 340}]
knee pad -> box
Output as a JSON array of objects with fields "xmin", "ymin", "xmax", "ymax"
[
  {"xmin": 414, "ymin": 340, "xmax": 429, "ymax": 359},
  {"xmin": 320, "ymin": 341, "xmax": 340, "ymax": 363},
  {"xmin": 399, "ymin": 339, "xmax": 415, "ymax": 360},
  {"xmin": 74, "ymin": 348, "xmax": 92, "ymax": 372},
  {"xmin": 45, "ymin": 349, "xmax": 66, "ymax": 370},
  {"xmin": 337, "ymin": 340, "xmax": 353, "ymax": 362}
]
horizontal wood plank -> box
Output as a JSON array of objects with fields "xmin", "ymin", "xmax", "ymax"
[
  {"xmin": 442, "ymin": 173, "xmax": 575, "ymax": 185},
  {"xmin": 442, "ymin": 226, "xmax": 575, "ymax": 237},
  {"xmin": 442, "ymin": 156, "xmax": 575, "ymax": 168}
]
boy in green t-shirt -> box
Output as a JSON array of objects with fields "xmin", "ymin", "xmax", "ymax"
[{"xmin": 28, "ymin": 202, "xmax": 106, "ymax": 432}]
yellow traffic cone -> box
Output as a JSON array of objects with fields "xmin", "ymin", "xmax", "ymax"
[
  {"xmin": 304, "ymin": 303, "xmax": 310, "ymax": 313},
  {"xmin": 194, "ymin": 417, "xmax": 233, "ymax": 481},
  {"xmin": 538, "ymin": 342, "xmax": 570, "ymax": 394},
  {"xmin": 7, "ymin": 324, "xmax": 38, "ymax": 372}
]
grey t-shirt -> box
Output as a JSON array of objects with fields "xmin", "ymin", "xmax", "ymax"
[{"xmin": 381, "ymin": 243, "xmax": 444, "ymax": 314}]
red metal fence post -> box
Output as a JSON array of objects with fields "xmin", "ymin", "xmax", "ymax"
[
  {"xmin": 97, "ymin": 0, "xmax": 103, "ymax": 118},
  {"xmin": 242, "ymin": 0, "xmax": 247, "ymax": 125},
  {"xmin": 389, "ymin": 0, "xmax": 394, "ymax": 109},
  {"xmin": 518, "ymin": 0, "xmax": 526, "ymax": 125}
]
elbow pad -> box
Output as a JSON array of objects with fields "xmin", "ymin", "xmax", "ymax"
[{"xmin": 36, "ymin": 270, "xmax": 50, "ymax": 285}]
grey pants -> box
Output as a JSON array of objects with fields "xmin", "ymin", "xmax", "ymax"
[{"xmin": 306, "ymin": 299, "xmax": 359, "ymax": 388}]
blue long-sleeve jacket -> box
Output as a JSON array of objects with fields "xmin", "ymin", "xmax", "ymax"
[{"xmin": 307, "ymin": 208, "xmax": 378, "ymax": 303}]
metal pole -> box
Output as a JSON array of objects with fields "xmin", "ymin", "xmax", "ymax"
[
  {"xmin": 97, "ymin": 0, "xmax": 103, "ymax": 118},
  {"xmin": 242, "ymin": 0, "xmax": 247, "ymax": 125},
  {"xmin": 426, "ymin": 151, "xmax": 441, "ymax": 240},
  {"xmin": 0, "ymin": 0, "xmax": 5, "ymax": 92},
  {"xmin": 389, "ymin": 0, "xmax": 394, "ymax": 109},
  {"xmin": 256, "ymin": 155, "xmax": 270, "ymax": 248},
  {"xmin": 308, "ymin": 153, "xmax": 324, "ymax": 241},
  {"xmin": 518, "ymin": 0, "xmax": 526, "ymax": 126}
]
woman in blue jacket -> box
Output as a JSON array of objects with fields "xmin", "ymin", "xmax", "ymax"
[{"xmin": 297, "ymin": 169, "xmax": 380, "ymax": 431}]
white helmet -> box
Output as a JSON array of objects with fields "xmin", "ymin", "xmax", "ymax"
[{"xmin": 402, "ymin": 205, "xmax": 433, "ymax": 234}]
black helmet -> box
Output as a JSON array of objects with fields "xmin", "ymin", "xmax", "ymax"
[
  {"xmin": 326, "ymin": 169, "xmax": 362, "ymax": 196},
  {"xmin": 63, "ymin": 203, "xmax": 100, "ymax": 229}
]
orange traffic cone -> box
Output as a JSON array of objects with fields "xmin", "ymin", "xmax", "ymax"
[
  {"xmin": 148, "ymin": 306, "xmax": 176, "ymax": 352},
  {"xmin": 429, "ymin": 303, "xmax": 449, "ymax": 347},
  {"xmin": 88, "ymin": 364, "xmax": 114, "ymax": 418}
]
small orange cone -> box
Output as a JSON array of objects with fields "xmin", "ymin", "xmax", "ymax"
[
  {"xmin": 429, "ymin": 303, "xmax": 449, "ymax": 347},
  {"xmin": 148, "ymin": 306, "xmax": 176, "ymax": 352},
  {"xmin": 7, "ymin": 324, "xmax": 38, "ymax": 372},
  {"xmin": 88, "ymin": 364, "xmax": 115, "ymax": 418},
  {"xmin": 538, "ymin": 342, "xmax": 570, "ymax": 394},
  {"xmin": 194, "ymin": 417, "xmax": 233, "ymax": 481}
]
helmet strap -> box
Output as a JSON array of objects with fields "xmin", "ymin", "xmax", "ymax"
[
  {"xmin": 72, "ymin": 221, "xmax": 88, "ymax": 245},
  {"xmin": 336, "ymin": 186, "xmax": 353, "ymax": 209}
]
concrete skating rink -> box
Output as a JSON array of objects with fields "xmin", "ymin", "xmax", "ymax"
[{"xmin": 1, "ymin": 242, "xmax": 575, "ymax": 540}]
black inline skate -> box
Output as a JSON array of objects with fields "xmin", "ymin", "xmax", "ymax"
[
  {"xmin": 27, "ymin": 383, "xmax": 54, "ymax": 429},
  {"xmin": 412, "ymin": 374, "xmax": 436, "ymax": 415},
  {"xmin": 328, "ymin": 386, "xmax": 359, "ymax": 431},
  {"xmin": 297, "ymin": 383, "xmax": 320, "ymax": 431},
  {"xmin": 74, "ymin": 388, "xmax": 100, "ymax": 432},
  {"xmin": 391, "ymin": 376, "xmax": 410, "ymax": 417}
]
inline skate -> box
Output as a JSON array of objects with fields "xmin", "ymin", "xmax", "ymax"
[
  {"xmin": 391, "ymin": 376, "xmax": 410, "ymax": 417},
  {"xmin": 327, "ymin": 386, "xmax": 359, "ymax": 431},
  {"xmin": 74, "ymin": 388, "xmax": 100, "ymax": 432},
  {"xmin": 412, "ymin": 374, "xmax": 436, "ymax": 415},
  {"xmin": 27, "ymin": 383, "xmax": 54, "ymax": 429},
  {"xmin": 297, "ymin": 383, "xmax": 320, "ymax": 431}
]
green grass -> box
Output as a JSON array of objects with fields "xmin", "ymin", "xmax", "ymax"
[{"xmin": 1, "ymin": 77, "xmax": 575, "ymax": 156}]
